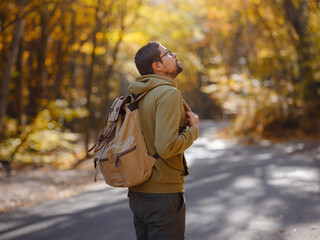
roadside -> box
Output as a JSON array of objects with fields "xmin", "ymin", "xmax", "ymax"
[
  {"xmin": 0, "ymin": 159, "xmax": 104, "ymax": 213},
  {"xmin": 1, "ymin": 120, "xmax": 319, "ymax": 214}
]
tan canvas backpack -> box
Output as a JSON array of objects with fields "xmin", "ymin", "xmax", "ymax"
[{"xmin": 88, "ymin": 91, "xmax": 191, "ymax": 188}]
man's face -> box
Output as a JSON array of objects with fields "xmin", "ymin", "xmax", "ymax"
[{"xmin": 157, "ymin": 45, "xmax": 183, "ymax": 79}]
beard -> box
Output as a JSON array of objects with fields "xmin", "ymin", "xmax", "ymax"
[
  {"xmin": 165, "ymin": 59, "xmax": 183, "ymax": 79},
  {"xmin": 176, "ymin": 60, "xmax": 183, "ymax": 74}
]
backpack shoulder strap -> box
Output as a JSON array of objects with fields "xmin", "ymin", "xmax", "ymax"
[
  {"xmin": 134, "ymin": 90, "xmax": 151, "ymax": 102},
  {"xmin": 183, "ymin": 99, "xmax": 191, "ymax": 112}
]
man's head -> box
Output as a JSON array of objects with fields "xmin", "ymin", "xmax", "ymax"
[{"xmin": 134, "ymin": 41, "xmax": 183, "ymax": 79}]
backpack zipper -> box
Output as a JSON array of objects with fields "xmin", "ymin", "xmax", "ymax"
[{"xmin": 115, "ymin": 145, "xmax": 137, "ymax": 167}]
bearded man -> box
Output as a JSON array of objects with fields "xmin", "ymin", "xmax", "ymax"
[{"xmin": 127, "ymin": 41, "xmax": 199, "ymax": 240}]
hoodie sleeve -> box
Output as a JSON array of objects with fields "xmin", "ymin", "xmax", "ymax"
[{"xmin": 154, "ymin": 88, "xmax": 198, "ymax": 159}]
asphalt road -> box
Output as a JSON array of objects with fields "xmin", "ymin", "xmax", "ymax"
[{"xmin": 1, "ymin": 120, "xmax": 320, "ymax": 240}]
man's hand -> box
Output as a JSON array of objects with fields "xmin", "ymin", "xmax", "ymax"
[{"xmin": 186, "ymin": 111, "xmax": 199, "ymax": 132}]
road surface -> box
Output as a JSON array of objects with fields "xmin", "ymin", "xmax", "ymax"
[{"xmin": 0, "ymin": 120, "xmax": 319, "ymax": 240}]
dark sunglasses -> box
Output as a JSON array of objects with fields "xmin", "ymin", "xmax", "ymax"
[{"xmin": 154, "ymin": 49, "xmax": 174, "ymax": 62}]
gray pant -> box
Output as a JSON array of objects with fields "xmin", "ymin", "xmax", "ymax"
[{"xmin": 128, "ymin": 190, "xmax": 186, "ymax": 240}]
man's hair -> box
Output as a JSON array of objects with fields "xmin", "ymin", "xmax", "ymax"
[{"xmin": 134, "ymin": 41, "xmax": 161, "ymax": 75}]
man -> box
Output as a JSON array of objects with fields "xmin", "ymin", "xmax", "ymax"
[{"xmin": 128, "ymin": 41, "xmax": 199, "ymax": 240}]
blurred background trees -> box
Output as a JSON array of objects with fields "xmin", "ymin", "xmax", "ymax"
[{"xmin": 0, "ymin": 0, "xmax": 319, "ymax": 170}]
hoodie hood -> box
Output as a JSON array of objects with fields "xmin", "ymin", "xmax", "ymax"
[{"xmin": 129, "ymin": 74, "xmax": 176, "ymax": 95}]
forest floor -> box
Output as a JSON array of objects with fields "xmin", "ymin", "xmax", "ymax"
[{"xmin": 0, "ymin": 121, "xmax": 319, "ymax": 214}]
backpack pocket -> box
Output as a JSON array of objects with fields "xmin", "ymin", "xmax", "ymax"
[
  {"xmin": 110, "ymin": 136, "xmax": 154, "ymax": 187},
  {"xmin": 99, "ymin": 157, "xmax": 125, "ymax": 187},
  {"xmin": 97, "ymin": 137, "xmax": 136, "ymax": 187},
  {"xmin": 98, "ymin": 151, "xmax": 125, "ymax": 187},
  {"xmin": 97, "ymin": 136, "xmax": 137, "ymax": 187},
  {"xmin": 111, "ymin": 136, "xmax": 138, "ymax": 186}
]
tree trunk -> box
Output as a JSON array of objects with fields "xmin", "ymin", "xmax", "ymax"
[
  {"xmin": 53, "ymin": 23, "xmax": 66, "ymax": 100},
  {"xmin": 0, "ymin": 0, "xmax": 27, "ymax": 135},
  {"xmin": 26, "ymin": 35, "xmax": 36, "ymax": 121},
  {"xmin": 84, "ymin": 0, "xmax": 102, "ymax": 157},
  {"xmin": 283, "ymin": 0, "xmax": 315, "ymax": 102},
  {"xmin": 14, "ymin": 38, "xmax": 25, "ymax": 129},
  {"xmin": 37, "ymin": 8, "xmax": 49, "ymax": 100},
  {"xmin": 28, "ymin": 6, "xmax": 50, "ymax": 118},
  {"xmin": 68, "ymin": 10, "xmax": 77, "ymax": 91},
  {"xmin": 283, "ymin": 0, "xmax": 319, "ymax": 131}
]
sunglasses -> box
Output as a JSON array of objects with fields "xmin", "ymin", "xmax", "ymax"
[{"xmin": 154, "ymin": 49, "xmax": 174, "ymax": 62}]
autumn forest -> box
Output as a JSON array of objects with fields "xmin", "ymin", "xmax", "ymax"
[{"xmin": 0, "ymin": 0, "xmax": 319, "ymax": 169}]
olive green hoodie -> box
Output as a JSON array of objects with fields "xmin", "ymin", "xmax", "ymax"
[{"xmin": 128, "ymin": 74, "xmax": 198, "ymax": 193}]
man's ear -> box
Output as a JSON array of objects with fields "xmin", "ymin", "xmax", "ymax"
[{"xmin": 152, "ymin": 62, "xmax": 162, "ymax": 73}]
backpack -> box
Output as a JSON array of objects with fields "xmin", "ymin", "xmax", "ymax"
[{"xmin": 88, "ymin": 91, "xmax": 191, "ymax": 188}]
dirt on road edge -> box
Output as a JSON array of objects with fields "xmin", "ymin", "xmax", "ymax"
[{"xmin": 0, "ymin": 159, "xmax": 105, "ymax": 214}]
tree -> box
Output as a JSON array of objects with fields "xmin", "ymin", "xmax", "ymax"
[{"xmin": 0, "ymin": 0, "xmax": 28, "ymax": 135}]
